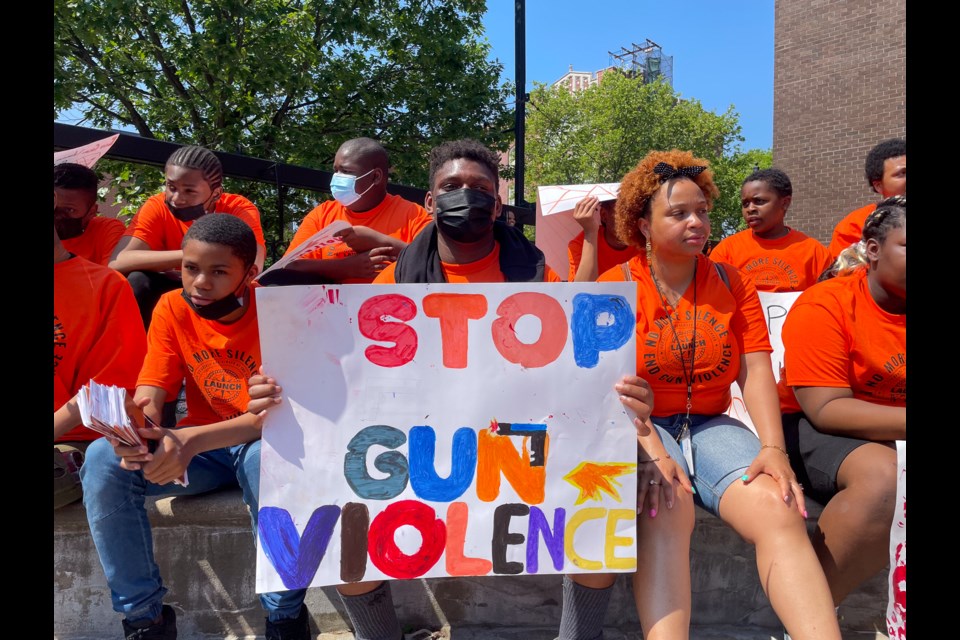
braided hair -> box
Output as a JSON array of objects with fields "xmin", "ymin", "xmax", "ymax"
[{"xmin": 166, "ymin": 145, "xmax": 223, "ymax": 191}]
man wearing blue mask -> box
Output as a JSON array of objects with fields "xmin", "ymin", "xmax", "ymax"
[{"xmin": 269, "ymin": 137, "xmax": 432, "ymax": 285}]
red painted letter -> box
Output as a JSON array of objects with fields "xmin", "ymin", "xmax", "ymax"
[
  {"xmin": 422, "ymin": 293, "xmax": 488, "ymax": 369},
  {"xmin": 358, "ymin": 294, "xmax": 418, "ymax": 367},
  {"xmin": 368, "ymin": 500, "xmax": 446, "ymax": 579},
  {"xmin": 491, "ymin": 293, "xmax": 567, "ymax": 368}
]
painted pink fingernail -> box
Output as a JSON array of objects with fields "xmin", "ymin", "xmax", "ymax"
[{"xmin": 649, "ymin": 509, "xmax": 657, "ymax": 518}]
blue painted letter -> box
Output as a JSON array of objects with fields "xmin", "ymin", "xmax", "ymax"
[
  {"xmin": 258, "ymin": 505, "xmax": 341, "ymax": 589},
  {"xmin": 344, "ymin": 425, "xmax": 409, "ymax": 499},
  {"xmin": 571, "ymin": 294, "xmax": 633, "ymax": 368},
  {"xmin": 409, "ymin": 426, "xmax": 477, "ymax": 502}
]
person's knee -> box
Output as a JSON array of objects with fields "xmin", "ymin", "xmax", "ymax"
[
  {"xmin": 79, "ymin": 439, "xmax": 130, "ymax": 515},
  {"xmin": 845, "ymin": 455, "xmax": 897, "ymax": 522},
  {"xmin": 730, "ymin": 479, "xmax": 805, "ymax": 533},
  {"xmin": 638, "ymin": 494, "xmax": 695, "ymax": 537},
  {"xmin": 236, "ymin": 440, "xmax": 262, "ymax": 509}
]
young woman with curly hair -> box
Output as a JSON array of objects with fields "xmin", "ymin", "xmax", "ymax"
[{"xmin": 559, "ymin": 150, "xmax": 841, "ymax": 640}]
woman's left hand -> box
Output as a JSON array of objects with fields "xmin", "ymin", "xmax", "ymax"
[{"xmin": 742, "ymin": 447, "xmax": 807, "ymax": 517}]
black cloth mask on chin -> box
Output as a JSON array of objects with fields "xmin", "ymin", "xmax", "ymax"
[
  {"xmin": 167, "ymin": 193, "xmax": 217, "ymax": 222},
  {"xmin": 433, "ymin": 188, "xmax": 496, "ymax": 244},
  {"xmin": 181, "ymin": 284, "xmax": 246, "ymax": 321}
]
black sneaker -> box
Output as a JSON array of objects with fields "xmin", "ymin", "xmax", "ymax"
[
  {"xmin": 265, "ymin": 605, "xmax": 311, "ymax": 640},
  {"xmin": 122, "ymin": 604, "xmax": 177, "ymax": 640}
]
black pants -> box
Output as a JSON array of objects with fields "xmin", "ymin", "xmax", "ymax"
[{"xmin": 126, "ymin": 271, "xmax": 182, "ymax": 329}]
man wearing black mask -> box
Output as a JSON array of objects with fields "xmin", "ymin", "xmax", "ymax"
[{"xmin": 375, "ymin": 139, "xmax": 560, "ymax": 284}]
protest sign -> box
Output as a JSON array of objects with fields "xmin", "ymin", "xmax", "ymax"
[{"xmin": 254, "ymin": 282, "xmax": 639, "ymax": 591}]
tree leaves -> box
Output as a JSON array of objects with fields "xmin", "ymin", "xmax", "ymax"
[{"xmin": 524, "ymin": 72, "xmax": 770, "ymax": 240}]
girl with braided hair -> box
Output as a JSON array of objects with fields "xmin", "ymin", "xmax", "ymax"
[
  {"xmin": 779, "ymin": 196, "xmax": 905, "ymax": 612},
  {"xmin": 109, "ymin": 145, "xmax": 267, "ymax": 328},
  {"xmin": 558, "ymin": 150, "xmax": 840, "ymax": 640}
]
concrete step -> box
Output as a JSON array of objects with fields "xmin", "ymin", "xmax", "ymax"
[{"xmin": 54, "ymin": 488, "xmax": 890, "ymax": 639}]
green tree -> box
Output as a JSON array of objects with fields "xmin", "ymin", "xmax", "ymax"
[
  {"xmin": 524, "ymin": 72, "xmax": 769, "ymax": 241},
  {"xmin": 55, "ymin": 0, "xmax": 512, "ymax": 260}
]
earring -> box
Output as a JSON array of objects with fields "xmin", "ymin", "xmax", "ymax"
[{"xmin": 645, "ymin": 235, "xmax": 652, "ymax": 263}]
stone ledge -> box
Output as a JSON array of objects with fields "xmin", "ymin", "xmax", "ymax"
[{"xmin": 54, "ymin": 490, "xmax": 889, "ymax": 639}]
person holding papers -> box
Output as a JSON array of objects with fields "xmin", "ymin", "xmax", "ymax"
[
  {"xmin": 246, "ymin": 139, "xmax": 655, "ymax": 640},
  {"xmin": 54, "ymin": 211, "xmax": 146, "ymax": 509},
  {"xmin": 568, "ymin": 195, "xmax": 638, "ymax": 283},
  {"xmin": 81, "ymin": 214, "xmax": 310, "ymax": 640},
  {"xmin": 779, "ymin": 196, "xmax": 905, "ymax": 613},
  {"xmin": 263, "ymin": 137, "xmax": 431, "ymax": 285},
  {"xmin": 574, "ymin": 150, "xmax": 841, "ymax": 640},
  {"xmin": 109, "ymin": 145, "xmax": 266, "ymax": 327}
]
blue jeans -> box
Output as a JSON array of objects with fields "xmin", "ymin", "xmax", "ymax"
[
  {"xmin": 79, "ymin": 437, "xmax": 306, "ymax": 624},
  {"xmin": 651, "ymin": 413, "xmax": 761, "ymax": 515}
]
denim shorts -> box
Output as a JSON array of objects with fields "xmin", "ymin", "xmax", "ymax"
[{"xmin": 651, "ymin": 413, "xmax": 761, "ymax": 516}]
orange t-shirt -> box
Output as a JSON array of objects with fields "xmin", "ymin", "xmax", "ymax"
[
  {"xmin": 598, "ymin": 254, "xmax": 772, "ymax": 417},
  {"xmin": 123, "ymin": 192, "xmax": 266, "ymax": 254},
  {"xmin": 285, "ymin": 194, "xmax": 432, "ymax": 283},
  {"xmin": 778, "ymin": 268, "xmax": 906, "ymax": 413},
  {"xmin": 828, "ymin": 203, "xmax": 876, "ymax": 258},
  {"xmin": 138, "ymin": 289, "xmax": 261, "ymax": 428},
  {"xmin": 62, "ymin": 216, "xmax": 126, "ymax": 266},
  {"xmin": 375, "ymin": 242, "xmax": 562, "ymax": 284},
  {"xmin": 709, "ymin": 228, "xmax": 833, "ymax": 292},
  {"xmin": 567, "ymin": 230, "xmax": 640, "ymax": 282},
  {"xmin": 54, "ymin": 256, "xmax": 148, "ymax": 442}
]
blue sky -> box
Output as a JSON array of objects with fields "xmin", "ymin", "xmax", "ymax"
[{"xmin": 481, "ymin": 1, "xmax": 774, "ymax": 151}]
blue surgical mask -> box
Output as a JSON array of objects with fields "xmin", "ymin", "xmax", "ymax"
[{"xmin": 330, "ymin": 169, "xmax": 376, "ymax": 207}]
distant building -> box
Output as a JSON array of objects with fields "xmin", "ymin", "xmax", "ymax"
[
  {"xmin": 551, "ymin": 64, "xmax": 618, "ymax": 94},
  {"xmin": 773, "ymin": 0, "xmax": 905, "ymax": 243}
]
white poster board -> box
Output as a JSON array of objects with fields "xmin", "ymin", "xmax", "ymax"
[
  {"xmin": 53, "ymin": 134, "xmax": 120, "ymax": 168},
  {"xmin": 535, "ymin": 184, "xmax": 620, "ymax": 280},
  {"xmin": 724, "ymin": 290, "xmax": 802, "ymax": 434},
  {"xmin": 255, "ymin": 282, "xmax": 639, "ymax": 591},
  {"xmin": 886, "ymin": 440, "xmax": 906, "ymax": 639}
]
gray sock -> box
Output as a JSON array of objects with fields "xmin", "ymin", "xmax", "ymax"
[
  {"xmin": 557, "ymin": 575, "xmax": 613, "ymax": 640},
  {"xmin": 338, "ymin": 582, "xmax": 403, "ymax": 640}
]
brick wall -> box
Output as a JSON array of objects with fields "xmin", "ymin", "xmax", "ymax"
[{"xmin": 773, "ymin": 0, "xmax": 905, "ymax": 243}]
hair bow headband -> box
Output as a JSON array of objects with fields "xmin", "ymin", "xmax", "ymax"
[{"xmin": 653, "ymin": 162, "xmax": 707, "ymax": 183}]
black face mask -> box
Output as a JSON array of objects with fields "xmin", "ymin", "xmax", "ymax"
[
  {"xmin": 181, "ymin": 288, "xmax": 245, "ymax": 321},
  {"xmin": 434, "ymin": 188, "xmax": 496, "ymax": 243},
  {"xmin": 54, "ymin": 216, "xmax": 86, "ymax": 240},
  {"xmin": 167, "ymin": 201, "xmax": 208, "ymax": 222}
]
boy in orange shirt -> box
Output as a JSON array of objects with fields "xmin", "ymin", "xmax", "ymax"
[
  {"xmin": 568, "ymin": 196, "xmax": 639, "ymax": 283},
  {"xmin": 264, "ymin": 137, "xmax": 431, "ymax": 285},
  {"xmin": 710, "ymin": 169, "xmax": 832, "ymax": 292},
  {"xmin": 110, "ymin": 145, "xmax": 267, "ymax": 327},
  {"xmin": 828, "ymin": 139, "xmax": 905, "ymax": 258},
  {"xmin": 81, "ymin": 214, "xmax": 310, "ymax": 640},
  {"xmin": 54, "ymin": 217, "xmax": 147, "ymax": 509},
  {"xmin": 54, "ymin": 162, "xmax": 126, "ymax": 266}
]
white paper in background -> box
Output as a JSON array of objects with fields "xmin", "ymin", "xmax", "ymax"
[
  {"xmin": 723, "ymin": 290, "xmax": 802, "ymax": 435},
  {"xmin": 886, "ymin": 440, "xmax": 906, "ymax": 640},
  {"xmin": 535, "ymin": 184, "xmax": 620, "ymax": 280},
  {"xmin": 54, "ymin": 134, "xmax": 120, "ymax": 168},
  {"xmin": 254, "ymin": 220, "xmax": 351, "ymax": 281},
  {"xmin": 254, "ymin": 282, "xmax": 638, "ymax": 592}
]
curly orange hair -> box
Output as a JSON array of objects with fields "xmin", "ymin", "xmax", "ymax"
[{"xmin": 614, "ymin": 149, "xmax": 720, "ymax": 249}]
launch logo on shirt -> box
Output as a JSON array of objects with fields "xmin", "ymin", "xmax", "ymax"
[
  {"xmin": 643, "ymin": 310, "xmax": 734, "ymax": 385},
  {"xmin": 187, "ymin": 348, "xmax": 261, "ymax": 417},
  {"xmin": 54, "ymin": 315, "xmax": 66, "ymax": 372},
  {"xmin": 865, "ymin": 352, "xmax": 906, "ymax": 404},
  {"xmin": 742, "ymin": 257, "xmax": 799, "ymax": 290}
]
